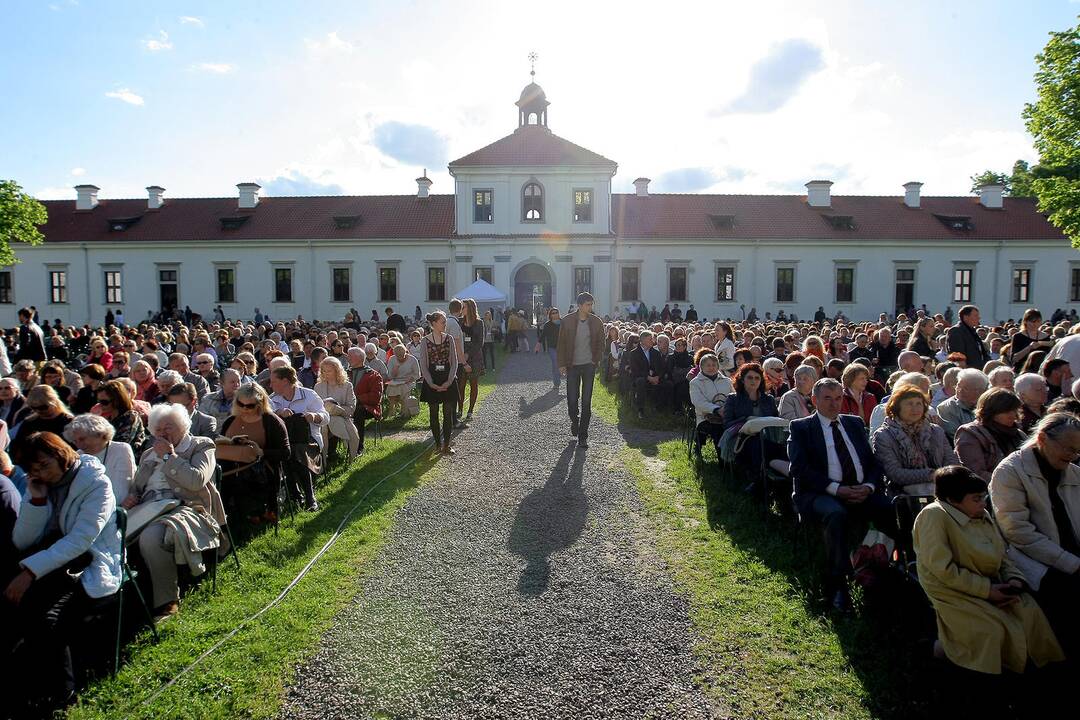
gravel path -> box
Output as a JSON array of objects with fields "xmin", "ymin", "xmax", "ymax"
[{"xmin": 282, "ymin": 343, "xmax": 716, "ymax": 719}]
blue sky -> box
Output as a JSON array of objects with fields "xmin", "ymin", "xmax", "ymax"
[{"xmin": 2, "ymin": 1, "xmax": 1078, "ymax": 200}]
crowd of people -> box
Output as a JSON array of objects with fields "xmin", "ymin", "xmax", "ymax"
[
  {"xmin": 593, "ymin": 300, "xmax": 1080, "ymax": 685},
  {"xmin": 0, "ymin": 300, "xmax": 501, "ymax": 715}
]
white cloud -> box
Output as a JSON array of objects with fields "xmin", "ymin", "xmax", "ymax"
[
  {"xmin": 70, "ymin": 167, "xmax": 86, "ymax": 177},
  {"xmin": 179, "ymin": 16, "xmax": 204, "ymax": 27},
  {"xmin": 191, "ymin": 62, "xmax": 235, "ymax": 74},
  {"xmin": 142, "ymin": 30, "xmax": 173, "ymax": 52},
  {"xmin": 104, "ymin": 88, "xmax": 144, "ymax": 106},
  {"xmin": 305, "ymin": 31, "xmax": 354, "ymax": 54},
  {"xmin": 34, "ymin": 186, "xmax": 75, "ymax": 200}
]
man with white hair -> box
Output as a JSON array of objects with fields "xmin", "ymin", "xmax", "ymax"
[
  {"xmin": 1014, "ymin": 372, "xmax": 1049, "ymax": 432},
  {"xmin": 200, "ymin": 369, "xmax": 240, "ymax": 427},
  {"xmin": 897, "ymin": 350, "xmax": 924, "ymax": 373},
  {"xmin": 937, "ymin": 368, "xmax": 989, "ymax": 442},
  {"xmin": 168, "ymin": 352, "xmax": 210, "ymax": 399},
  {"xmin": 193, "ymin": 352, "xmax": 220, "ymax": 393},
  {"xmin": 154, "ymin": 370, "xmax": 184, "ymax": 404},
  {"xmin": 988, "ymin": 366, "xmax": 1015, "ymax": 392}
]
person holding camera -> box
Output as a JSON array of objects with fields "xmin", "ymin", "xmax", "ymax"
[{"xmin": 914, "ymin": 465, "xmax": 1063, "ymax": 674}]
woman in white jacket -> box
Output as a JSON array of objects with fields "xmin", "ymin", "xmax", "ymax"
[
  {"xmin": 713, "ymin": 321, "xmax": 737, "ymax": 374},
  {"xmin": 689, "ymin": 353, "xmax": 734, "ymax": 456}
]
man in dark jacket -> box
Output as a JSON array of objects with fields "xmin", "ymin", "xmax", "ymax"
[
  {"xmin": 628, "ymin": 330, "xmax": 670, "ymax": 418},
  {"xmin": 556, "ymin": 292, "xmax": 605, "ymax": 449},
  {"xmin": 788, "ymin": 378, "xmax": 896, "ymax": 613},
  {"xmin": 15, "ymin": 307, "xmax": 46, "ymax": 362},
  {"xmin": 385, "ymin": 307, "xmax": 407, "ymax": 335},
  {"xmin": 946, "ymin": 304, "xmax": 989, "ymax": 370}
]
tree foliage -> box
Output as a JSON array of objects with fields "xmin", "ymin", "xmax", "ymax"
[
  {"xmin": 1023, "ymin": 19, "xmax": 1080, "ymax": 246},
  {"xmin": 0, "ymin": 180, "xmax": 47, "ymax": 266},
  {"xmin": 969, "ymin": 169, "xmax": 1011, "ymax": 195}
]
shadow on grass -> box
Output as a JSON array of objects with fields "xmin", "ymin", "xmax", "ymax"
[{"xmin": 682, "ymin": 453, "xmax": 950, "ymax": 719}]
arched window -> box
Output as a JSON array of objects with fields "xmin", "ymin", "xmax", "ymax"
[{"xmin": 522, "ymin": 182, "xmax": 544, "ymax": 221}]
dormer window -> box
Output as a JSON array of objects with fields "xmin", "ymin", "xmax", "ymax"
[
  {"xmin": 708, "ymin": 214, "xmax": 736, "ymax": 230},
  {"xmin": 333, "ymin": 215, "xmax": 361, "ymax": 229},
  {"xmin": 219, "ymin": 216, "xmax": 250, "ymax": 230},
  {"xmin": 822, "ymin": 214, "xmax": 856, "ymax": 230},
  {"xmin": 522, "ymin": 182, "xmax": 543, "ymax": 222},
  {"xmin": 474, "ymin": 190, "xmax": 493, "ymax": 222},
  {"xmin": 107, "ymin": 216, "xmax": 141, "ymax": 232},
  {"xmin": 934, "ymin": 214, "xmax": 974, "ymax": 232},
  {"xmin": 573, "ymin": 189, "xmax": 593, "ymax": 222}
]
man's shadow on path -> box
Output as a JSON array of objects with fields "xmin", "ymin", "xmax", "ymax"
[
  {"xmin": 518, "ymin": 387, "xmax": 563, "ymax": 419},
  {"xmin": 508, "ymin": 444, "xmax": 589, "ymax": 597}
]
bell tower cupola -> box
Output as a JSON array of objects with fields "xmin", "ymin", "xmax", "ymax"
[{"xmin": 516, "ymin": 52, "xmax": 549, "ymax": 129}]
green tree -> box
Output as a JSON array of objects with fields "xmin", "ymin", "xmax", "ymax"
[
  {"xmin": 1023, "ymin": 19, "xmax": 1080, "ymax": 246},
  {"xmin": 969, "ymin": 169, "xmax": 1011, "ymax": 195},
  {"xmin": 0, "ymin": 179, "xmax": 47, "ymax": 265},
  {"xmin": 1010, "ymin": 159, "xmax": 1036, "ymax": 197}
]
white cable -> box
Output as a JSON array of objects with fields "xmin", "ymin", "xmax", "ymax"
[{"xmin": 132, "ymin": 440, "xmax": 435, "ymax": 713}]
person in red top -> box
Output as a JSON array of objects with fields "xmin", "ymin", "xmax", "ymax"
[
  {"xmin": 352, "ymin": 362, "xmax": 383, "ymax": 453},
  {"xmin": 840, "ymin": 363, "xmax": 877, "ymax": 427}
]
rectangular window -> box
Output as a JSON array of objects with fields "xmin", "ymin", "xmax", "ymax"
[
  {"xmin": 895, "ymin": 268, "xmax": 915, "ymax": 315},
  {"xmin": 953, "ymin": 268, "xmax": 973, "ymax": 303},
  {"xmin": 716, "ymin": 266, "xmax": 735, "ymax": 302},
  {"xmin": 474, "ymin": 266, "xmax": 494, "ymax": 284},
  {"xmin": 473, "ymin": 189, "xmax": 493, "ymax": 223},
  {"xmin": 620, "ymin": 266, "xmax": 639, "ymax": 302},
  {"xmin": 332, "ymin": 267, "xmax": 350, "ymax": 303},
  {"xmin": 1012, "ymin": 268, "xmax": 1031, "ymax": 303},
  {"xmin": 668, "ymin": 266, "xmax": 688, "ymax": 302},
  {"xmin": 573, "ymin": 189, "xmax": 593, "ymax": 222},
  {"xmin": 49, "ymin": 269, "xmax": 67, "ymax": 304},
  {"xmin": 379, "ymin": 266, "xmax": 398, "ymax": 302},
  {"xmin": 0, "ymin": 271, "xmax": 11, "ymax": 304},
  {"xmin": 1072, "ymin": 268, "xmax": 1080, "ymax": 303},
  {"xmin": 835, "ymin": 267, "xmax": 854, "ymax": 303},
  {"xmin": 158, "ymin": 268, "xmax": 178, "ymax": 311},
  {"xmin": 573, "ymin": 266, "xmax": 592, "ymax": 297},
  {"xmin": 427, "ymin": 266, "xmax": 446, "ymax": 302},
  {"xmin": 274, "ymin": 267, "xmax": 293, "ymax": 303},
  {"xmin": 216, "ymin": 268, "xmax": 236, "ymax": 304},
  {"xmin": 775, "ymin": 267, "xmax": 795, "ymax": 303},
  {"xmin": 104, "ymin": 270, "xmax": 123, "ymax": 304}
]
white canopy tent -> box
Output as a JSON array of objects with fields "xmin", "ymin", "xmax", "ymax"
[{"xmin": 453, "ymin": 278, "xmax": 507, "ymax": 315}]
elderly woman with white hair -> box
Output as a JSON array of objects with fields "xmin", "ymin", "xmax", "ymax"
[
  {"xmin": 153, "ymin": 369, "xmax": 184, "ymax": 402},
  {"xmin": 64, "ymin": 413, "xmax": 136, "ymax": 500},
  {"xmin": 1014, "ymin": 372, "xmax": 1049, "ymax": 433},
  {"xmin": 364, "ymin": 342, "xmax": 389, "ymax": 379},
  {"xmin": 778, "ymin": 365, "xmax": 816, "ymax": 420},
  {"xmin": 987, "ymin": 365, "xmax": 1015, "ymax": 392},
  {"xmin": 125, "ymin": 402, "xmax": 224, "ymax": 621}
]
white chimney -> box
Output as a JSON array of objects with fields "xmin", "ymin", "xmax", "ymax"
[
  {"xmin": 805, "ymin": 180, "xmax": 833, "ymax": 208},
  {"xmin": 978, "ymin": 183, "xmax": 1004, "ymax": 209},
  {"xmin": 146, "ymin": 185, "xmax": 165, "ymax": 210},
  {"xmin": 74, "ymin": 184, "xmax": 99, "ymax": 211},
  {"xmin": 416, "ymin": 171, "xmax": 433, "ymax": 199},
  {"xmin": 237, "ymin": 182, "xmax": 261, "ymax": 209},
  {"xmin": 903, "ymin": 181, "xmax": 923, "ymax": 209},
  {"xmin": 633, "ymin": 177, "xmax": 650, "ymax": 197}
]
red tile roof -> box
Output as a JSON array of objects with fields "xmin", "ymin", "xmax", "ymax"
[
  {"xmin": 34, "ymin": 191, "xmax": 1065, "ymax": 244},
  {"xmin": 611, "ymin": 194, "xmax": 1066, "ymax": 241},
  {"xmin": 449, "ymin": 125, "xmax": 617, "ymax": 169},
  {"xmin": 37, "ymin": 195, "xmax": 455, "ymax": 243}
]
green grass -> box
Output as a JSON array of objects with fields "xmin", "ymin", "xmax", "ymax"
[
  {"xmin": 590, "ymin": 374, "xmax": 686, "ymax": 432},
  {"xmin": 622, "ymin": 440, "xmax": 945, "ymax": 719},
  {"xmin": 67, "ymin": 354, "xmax": 503, "ymax": 720}
]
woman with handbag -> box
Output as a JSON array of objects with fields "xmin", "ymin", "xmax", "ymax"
[
  {"xmin": 419, "ymin": 311, "xmax": 459, "ymax": 456},
  {"xmin": 314, "ymin": 356, "xmax": 359, "ymax": 463},
  {"xmin": 216, "ymin": 383, "xmax": 290, "ymax": 528}
]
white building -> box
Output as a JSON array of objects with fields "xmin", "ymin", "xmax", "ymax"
[{"xmin": 10, "ymin": 81, "xmax": 1077, "ymax": 326}]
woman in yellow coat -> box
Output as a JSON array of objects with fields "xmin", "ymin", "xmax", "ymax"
[{"xmin": 913, "ymin": 465, "xmax": 1063, "ymax": 674}]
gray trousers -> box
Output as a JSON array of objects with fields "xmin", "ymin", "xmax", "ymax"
[{"xmin": 138, "ymin": 522, "xmax": 179, "ymax": 608}]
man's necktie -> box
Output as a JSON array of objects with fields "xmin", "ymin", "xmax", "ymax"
[{"xmin": 831, "ymin": 420, "xmax": 858, "ymax": 486}]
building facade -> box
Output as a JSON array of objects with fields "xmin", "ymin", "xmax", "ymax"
[{"xmin": 9, "ymin": 82, "xmax": 1077, "ymax": 326}]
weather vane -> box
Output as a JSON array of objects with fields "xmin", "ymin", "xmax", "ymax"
[{"xmin": 528, "ymin": 51, "xmax": 538, "ymax": 79}]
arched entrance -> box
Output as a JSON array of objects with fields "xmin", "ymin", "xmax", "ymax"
[{"xmin": 513, "ymin": 262, "xmax": 553, "ymax": 326}]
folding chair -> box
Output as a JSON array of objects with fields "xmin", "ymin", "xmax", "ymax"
[
  {"xmin": 211, "ymin": 465, "xmax": 241, "ymax": 579},
  {"xmin": 893, "ymin": 494, "xmax": 934, "ymax": 580},
  {"xmin": 734, "ymin": 416, "xmax": 790, "ymax": 499},
  {"xmin": 114, "ymin": 507, "xmax": 158, "ymax": 675}
]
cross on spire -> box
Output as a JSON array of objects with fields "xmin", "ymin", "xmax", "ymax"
[{"xmin": 528, "ymin": 51, "xmax": 538, "ymax": 79}]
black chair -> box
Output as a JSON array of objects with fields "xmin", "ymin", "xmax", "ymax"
[
  {"xmin": 114, "ymin": 507, "xmax": 157, "ymax": 675},
  {"xmin": 208, "ymin": 465, "xmax": 241, "ymax": 593},
  {"xmin": 893, "ymin": 494, "xmax": 934, "ymax": 580}
]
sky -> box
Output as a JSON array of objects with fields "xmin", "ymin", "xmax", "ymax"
[{"xmin": 2, "ymin": 0, "xmax": 1078, "ymax": 201}]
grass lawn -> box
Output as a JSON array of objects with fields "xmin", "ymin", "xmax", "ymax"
[
  {"xmin": 595, "ymin": 378, "xmax": 945, "ymax": 718},
  {"xmin": 67, "ymin": 354, "xmax": 502, "ymax": 720}
]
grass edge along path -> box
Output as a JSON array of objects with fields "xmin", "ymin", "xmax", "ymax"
[{"xmin": 68, "ymin": 367, "xmax": 501, "ymax": 720}]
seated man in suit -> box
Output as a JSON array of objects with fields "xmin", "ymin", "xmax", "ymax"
[
  {"xmin": 788, "ymin": 378, "xmax": 897, "ymax": 612},
  {"xmin": 628, "ymin": 331, "xmax": 671, "ymax": 418}
]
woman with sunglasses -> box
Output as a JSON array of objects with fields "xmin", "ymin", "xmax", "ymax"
[
  {"xmin": 217, "ymin": 383, "xmax": 290, "ymax": 526},
  {"xmin": 9, "ymin": 386, "xmax": 73, "ymax": 461},
  {"xmin": 86, "ymin": 339, "xmax": 113, "ymax": 373},
  {"xmin": 94, "ymin": 379, "xmax": 148, "ymax": 457}
]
